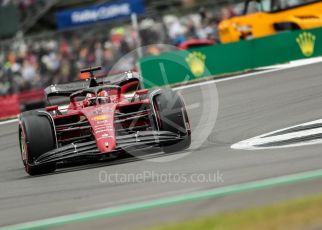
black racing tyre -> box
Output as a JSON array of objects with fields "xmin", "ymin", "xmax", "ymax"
[
  {"xmin": 19, "ymin": 113, "xmax": 56, "ymax": 175},
  {"xmin": 153, "ymin": 89, "xmax": 191, "ymax": 153}
]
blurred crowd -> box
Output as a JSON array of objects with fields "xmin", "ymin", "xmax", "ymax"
[
  {"xmin": 164, "ymin": 6, "xmax": 237, "ymax": 45},
  {"xmin": 0, "ymin": 4, "xmax": 239, "ymax": 95},
  {"xmin": 0, "ymin": 27, "xmax": 140, "ymax": 94},
  {"xmin": 0, "ymin": 30, "xmax": 130, "ymax": 94}
]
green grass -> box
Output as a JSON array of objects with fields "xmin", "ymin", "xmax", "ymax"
[{"xmin": 143, "ymin": 193, "xmax": 322, "ymax": 230}]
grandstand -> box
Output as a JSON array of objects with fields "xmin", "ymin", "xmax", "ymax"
[
  {"xmin": 0, "ymin": 0, "xmax": 243, "ymax": 38},
  {"xmin": 0, "ymin": 0, "xmax": 243, "ymax": 97}
]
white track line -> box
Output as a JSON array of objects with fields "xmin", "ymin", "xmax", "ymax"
[
  {"xmin": 0, "ymin": 118, "xmax": 18, "ymax": 125},
  {"xmin": 232, "ymin": 118, "xmax": 322, "ymax": 150},
  {"xmin": 256, "ymin": 57, "xmax": 322, "ymax": 70},
  {"xmin": 1, "ymin": 57, "xmax": 321, "ymax": 126}
]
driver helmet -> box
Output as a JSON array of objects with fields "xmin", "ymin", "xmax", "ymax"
[{"xmin": 97, "ymin": 90, "xmax": 109, "ymax": 104}]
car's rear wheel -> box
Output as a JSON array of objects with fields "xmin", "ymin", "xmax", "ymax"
[
  {"xmin": 19, "ymin": 113, "xmax": 56, "ymax": 175},
  {"xmin": 153, "ymin": 89, "xmax": 191, "ymax": 153}
]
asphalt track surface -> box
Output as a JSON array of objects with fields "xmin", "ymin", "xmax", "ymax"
[{"xmin": 1, "ymin": 62, "xmax": 322, "ymax": 229}]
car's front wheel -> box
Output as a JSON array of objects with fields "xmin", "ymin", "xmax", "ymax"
[
  {"xmin": 153, "ymin": 89, "xmax": 191, "ymax": 153},
  {"xmin": 19, "ymin": 113, "xmax": 56, "ymax": 175}
]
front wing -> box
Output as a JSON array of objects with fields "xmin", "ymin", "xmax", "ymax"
[{"xmin": 32, "ymin": 131, "xmax": 182, "ymax": 166}]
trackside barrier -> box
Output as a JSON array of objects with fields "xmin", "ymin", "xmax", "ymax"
[
  {"xmin": 0, "ymin": 90, "xmax": 45, "ymax": 120},
  {"xmin": 139, "ymin": 27, "xmax": 322, "ymax": 88},
  {"xmin": 0, "ymin": 94, "xmax": 20, "ymax": 119}
]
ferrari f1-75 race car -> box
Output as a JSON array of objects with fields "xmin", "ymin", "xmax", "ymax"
[{"xmin": 19, "ymin": 67, "xmax": 191, "ymax": 175}]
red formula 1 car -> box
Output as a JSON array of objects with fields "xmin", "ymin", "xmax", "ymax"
[{"xmin": 19, "ymin": 67, "xmax": 191, "ymax": 175}]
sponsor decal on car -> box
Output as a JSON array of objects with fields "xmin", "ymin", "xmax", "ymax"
[
  {"xmin": 97, "ymin": 134, "xmax": 111, "ymax": 141},
  {"xmin": 93, "ymin": 115, "xmax": 108, "ymax": 121},
  {"xmin": 95, "ymin": 129, "xmax": 109, "ymax": 134},
  {"xmin": 96, "ymin": 120, "xmax": 108, "ymax": 124},
  {"xmin": 92, "ymin": 108, "xmax": 112, "ymax": 115}
]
